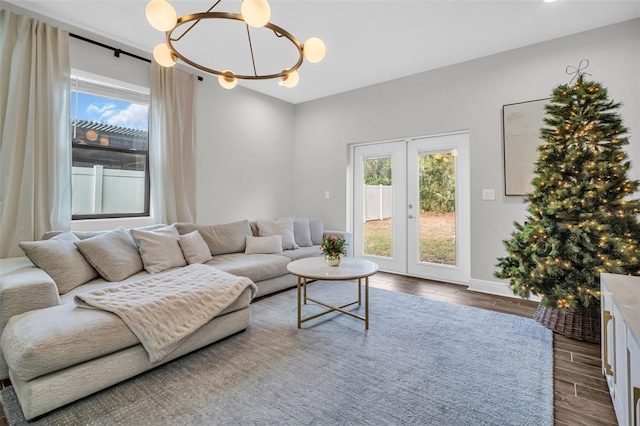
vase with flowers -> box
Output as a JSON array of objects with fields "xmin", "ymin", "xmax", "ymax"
[{"xmin": 321, "ymin": 234, "xmax": 347, "ymax": 266}]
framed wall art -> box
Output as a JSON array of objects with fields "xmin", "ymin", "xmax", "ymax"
[{"xmin": 502, "ymin": 98, "xmax": 550, "ymax": 196}]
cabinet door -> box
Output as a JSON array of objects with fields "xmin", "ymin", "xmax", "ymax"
[{"xmin": 628, "ymin": 330, "xmax": 640, "ymax": 426}]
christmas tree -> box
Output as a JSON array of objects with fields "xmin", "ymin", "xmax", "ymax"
[{"xmin": 496, "ymin": 73, "xmax": 640, "ymax": 311}]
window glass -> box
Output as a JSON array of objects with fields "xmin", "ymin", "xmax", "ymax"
[{"xmin": 70, "ymin": 75, "xmax": 150, "ymax": 219}]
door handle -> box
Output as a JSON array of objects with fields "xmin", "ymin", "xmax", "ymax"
[{"xmin": 408, "ymin": 214, "xmax": 415, "ymax": 219}]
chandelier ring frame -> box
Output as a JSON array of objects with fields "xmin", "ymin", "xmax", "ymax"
[{"xmin": 166, "ymin": 12, "xmax": 304, "ymax": 80}]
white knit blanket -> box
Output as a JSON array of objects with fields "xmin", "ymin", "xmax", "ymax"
[{"xmin": 74, "ymin": 264, "xmax": 257, "ymax": 362}]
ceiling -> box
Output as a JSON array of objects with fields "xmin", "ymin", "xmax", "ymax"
[{"xmin": 4, "ymin": 0, "xmax": 640, "ymax": 104}]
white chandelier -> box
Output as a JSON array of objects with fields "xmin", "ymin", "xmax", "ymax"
[{"xmin": 145, "ymin": 0, "xmax": 326, "ymax": 89}]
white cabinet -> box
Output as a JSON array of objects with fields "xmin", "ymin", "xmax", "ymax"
[{"xmin": 601, "ymin": 273, "xmax": 640, "ymax": 426}]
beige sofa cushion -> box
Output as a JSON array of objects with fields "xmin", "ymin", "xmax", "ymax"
[
  {"xmin": 309, "ymin": 218, "xmax": 324, "ymax": 245},
  {"xmin": 293, "ymin": 218, "xmax": 313, "ymax": 247},
  {"xmin": 245, "ymin": 236, "xmax": 282, "ymax": 255},
  {"xmin": 74, "ymin": 227, "xmax": 143, "ymax": 282},
  {"xmin": 277, "ymin": 246, "xmax": 323, "ymax": 261},
  {"xmin": 131, "ymin": 225, "xmax": 187, "ymax": 273},
  {"xmin": 205, "ymin": 253, "xmax": 290, "ymax": 282},
  {"xmin": 175, "ymin": 220, "xmax": 252, "ymax": 255},
  {"xmin": 178, "ymin": 230, "xmax": 213, "ymax": 264},
  {"xmin": 19, "ymin": 233, "xmax": 98, "ymax": 294},
  {"xmin": 41, "ymin": 224, "xmax": 168, "ymax": 241},
  {"xmin": 256, "ymin": 217, "xmax": 299, "ymax": 250}
]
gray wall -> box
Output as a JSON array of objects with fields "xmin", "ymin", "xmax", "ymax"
[
  {"xmin": 194, "ymin": 79, "xmax": 295, "ymax": 224},
  {"xmin": 292, "ymin": 19, "xmax": 640, "ymax": 290}
]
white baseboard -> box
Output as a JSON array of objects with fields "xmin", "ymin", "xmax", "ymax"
[{"xmin": 468, "ymin": 278, "xmax": 541, "ymax": 302}]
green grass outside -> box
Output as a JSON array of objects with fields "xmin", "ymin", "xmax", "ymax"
[
  {"xmin": 419, "ymin": 237, "xmax": 456, "ymax": 264},
  {"xmin": 364, "ymin": 213, "xmax": 456, "ymax": 265},
  {"xmin": 364, "ymin": 229, "xmax": 392, "ymax": 258}
]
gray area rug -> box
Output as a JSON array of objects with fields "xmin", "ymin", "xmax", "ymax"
[{"xmin": 1, "ymin": 281, "xmax": 553, "ymax": 425}]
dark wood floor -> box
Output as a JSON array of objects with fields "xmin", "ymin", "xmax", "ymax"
[{"xmin": 0, "ymin": 272, "xmax": 617, "ymax": 425}]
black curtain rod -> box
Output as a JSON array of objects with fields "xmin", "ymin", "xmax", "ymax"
[
  {"xmin": 70, "ymin": 33, "xmax": 150, "ymax": 63},
  {"xmin": 69, "ymin": 33, "xmax": 203, "ymax": 81}
]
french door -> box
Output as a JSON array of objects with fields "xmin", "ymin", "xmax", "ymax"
[{"xmin": 352, "ymin": 132, "xmax": 470, "ymax": 285}]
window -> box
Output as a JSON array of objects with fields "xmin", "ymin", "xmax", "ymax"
[{"xmin": 70, "ymin": 74, "xmax": 150, "ymax": 219}]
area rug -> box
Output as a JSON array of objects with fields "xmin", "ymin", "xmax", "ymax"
[{"xmin": 0, "ymin": 282, "xmax": 553, "ymax": 425}]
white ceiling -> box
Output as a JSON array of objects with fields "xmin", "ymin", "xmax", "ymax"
[{"xmin": 4, "ymin": 0, "xmax": 640, "ymax": 104}]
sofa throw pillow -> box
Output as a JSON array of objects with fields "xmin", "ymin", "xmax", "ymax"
[
  {"xmin": 42, "ymin": 224, "xmax": 169, "ymax": 241},
  {"xmin": 309, "ymin": 218, "xmax": 325, "ymax": 245},
  {"xmin": 245, "ymin": 235, "xmax": 283, "ymax": 255},
  {"xmin": 175, "ymin": 220, "xmax": 252, "ymax": 255},
  {"xmin": 75, "ymin": 227, "xmax": 144, "ymax": 282},
  {"xmin": 256, "ymin": 217, "xmax": 299, "ymax": 250},
  {"xmin": 131, "ymin": 225, "xmax": 187, "ymax": 274},
  {"xmin": 178, "ymin": 230, "xmax": 213, "ymax": 264},
  {"xmin": 19, "ymin": 232, "xmax": 98, "ymax": 294},
  {"xmin": 293, "ymin": 218, "xmax": 313, "ymax": 247}
]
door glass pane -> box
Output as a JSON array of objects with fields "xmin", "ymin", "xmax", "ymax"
[
  {"xmin": 363, "ymin": 157, "xmax": 392, "ymax": 257},
  {"xmin": 418, "ymin": 151, "xmax": 457, "ymax": 265}
]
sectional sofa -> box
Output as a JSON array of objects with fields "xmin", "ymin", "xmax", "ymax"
[{"xmin": 0, "ymin": 217, "xmax": 352, "ymax": 420}]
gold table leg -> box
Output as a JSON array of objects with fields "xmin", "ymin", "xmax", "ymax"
[
  {"xmin": 297, "ymin": 276, "xmax": 302, "ymax": 329},
  {"xmin": 303, "ymin": 277, "xmax": 308, "ymax": 304},
  {"xmin": 297, "ymin": 277, "xmax": 370, "ymax": 330},
  {"xmin": 365, "ymin": 276, "xmax": 369, "ymax": 330}
]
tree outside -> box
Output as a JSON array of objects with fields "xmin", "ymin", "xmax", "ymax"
[{"xmin": 363, "ymin": 153, "xmax": 456, "ymax": 264}]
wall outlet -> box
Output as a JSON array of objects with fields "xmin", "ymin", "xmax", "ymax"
[
  {"xmin": 482, "ymin": 189, "xmax": 495, "ymax": 200},
  {"xmin": 324, "ymin": 191, "xmax": 330, "ymax": 199}
]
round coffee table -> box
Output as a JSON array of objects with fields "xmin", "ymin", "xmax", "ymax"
[{"xmin": 287, "ymin": 257, "xmax": 379, "ymax": 329}]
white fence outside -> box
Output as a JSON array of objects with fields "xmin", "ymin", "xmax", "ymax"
[
  {"xmin": 365, "ymin": 184, "xmax": 392, "ymax": 221},
  {"xmin": 72, "ymin": 166, "xmax": 145, "ymax": 215}
]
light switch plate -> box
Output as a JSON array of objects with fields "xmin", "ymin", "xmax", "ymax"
[{"xmin": 482, "ymin": 189, "xmax": 496, "ymax": 200}]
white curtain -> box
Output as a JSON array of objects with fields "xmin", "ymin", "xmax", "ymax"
[
  {"xmin": 0, "ymin": 10, "xmax": 71, "ymax": 258},
  {"xmin": 149, "ymin": 61, "xmax": 197, "ymax": 224}
]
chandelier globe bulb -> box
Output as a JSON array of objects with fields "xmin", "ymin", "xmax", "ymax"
[
  {"xmin": 219, "ymin": 70, "xmax": 238, "ymax": 89},
  {"xmin": 146, "ymin": 0, "xmax": 177, "ymax": 32},
  {"xmin": 153, "ymin": 43, "xmax": 177, "ymax": 67},
  {"xmin": 303, "ymin": 37, "xmax": 326, "ymax": 63},
  {"xmin": 241, "ymin": 0, "xmax": 271, "ymax": 28},
  {"xmin": 281, "ymin": 70, "xmax": 299, "ymax": 88}
]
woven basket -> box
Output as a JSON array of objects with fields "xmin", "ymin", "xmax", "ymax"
[{"xmin": 533, "ymin": 304, "xmax": 601, "ymax": 343}]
